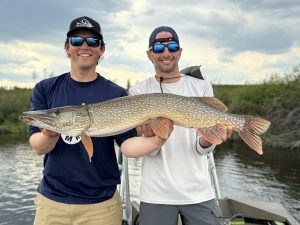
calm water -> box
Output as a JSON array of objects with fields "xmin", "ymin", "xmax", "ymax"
[{"xmin": 0, "ymin": 135, "xmax": 299, "ymax": 224}]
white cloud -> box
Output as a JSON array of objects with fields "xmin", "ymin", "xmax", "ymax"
[{"xmin": 1, "ymin": 0, "xmax": 300, "ymax": 88}]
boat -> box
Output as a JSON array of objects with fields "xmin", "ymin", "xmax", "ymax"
[
  {"xmin": 117, "ymin": 152, "xmax": 299, "ymax": 225},
  {"xmin": 117, "ymin": 66, "xmax": 299, "ymax": 225}
]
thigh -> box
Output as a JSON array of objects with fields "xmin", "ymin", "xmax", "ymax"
[
  {"xmin": 139, "ymin": 202, "xmax": 179, "ymax": 225},
  {"xmin": 179, "ymin": 199, "xmax": 224, "ymax": 225},
  {"xmin": 73, "ymin": 191, "xmax": 122, "ymax": 225},
  {"xmin": 33, "ymin": 193, "xmax": 71, "ymax": 225}
]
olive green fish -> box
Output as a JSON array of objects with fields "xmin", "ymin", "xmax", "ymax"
[{"xmin": 20, "ymin": 93, "xmax": 271, "ymax": 161}]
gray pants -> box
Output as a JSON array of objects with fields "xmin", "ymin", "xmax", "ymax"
[{"xmin": 139, "ymin": 199, "xmax": 223, "ymax": 225}]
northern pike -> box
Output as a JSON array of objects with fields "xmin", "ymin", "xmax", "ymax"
[{"xmin": 20, "ymin": 93, "xmax": 271, "ymax": 161}]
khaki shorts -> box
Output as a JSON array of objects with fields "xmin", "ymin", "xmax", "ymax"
[{"xmin": 33, "ymin": 191, "xmax": 122, "ymax": 225}]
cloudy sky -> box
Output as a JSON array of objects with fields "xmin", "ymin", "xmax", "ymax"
[{"xmin": 1, "ymin": 0, "xmax": 300, "ymax": 88}]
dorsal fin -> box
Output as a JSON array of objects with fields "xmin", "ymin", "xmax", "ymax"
[{"xmin": 192, "ymin": 97, "xmax": 228, "ymax": 112}]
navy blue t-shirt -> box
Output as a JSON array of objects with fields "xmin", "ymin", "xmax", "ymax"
[{"xmin": 29, "ymin": 73, "xmax": 136, "ymax": 204}]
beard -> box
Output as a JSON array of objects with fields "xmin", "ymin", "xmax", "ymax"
[{"xmin": 155, "ymin": 59, "xmax": 178, "ymax": 73}]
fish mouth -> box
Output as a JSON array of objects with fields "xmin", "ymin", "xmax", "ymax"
[{"xmin": 20, "ymin": 109, "xmax": 58, "ymax": 130}]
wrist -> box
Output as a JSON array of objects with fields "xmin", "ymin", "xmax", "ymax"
[
  {"xmin": 154, "ymin": 136, "xmax": 166, "ymax": 147},
  {"xmin": 199, "ymin": 137, "xmax": 212, "ymax": 148}
]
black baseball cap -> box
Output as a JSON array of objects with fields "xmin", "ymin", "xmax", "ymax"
[
  {"xmin": 67, "ymin": 16, "xmax": 103, "ymax": 39},
  {"xmin": 148, "ymin": 26, "xmax": 179, "ymax": 48}
]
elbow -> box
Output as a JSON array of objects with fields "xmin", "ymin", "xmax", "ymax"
[
  {"xmin": 120, "ymin": 140, "xmax": 140, "ymax": 158},
  {"xmin": 120, "ymin": 148, "xmax": 139, "ymax": 158},
  {"xmin": 32, "ymin": 148, "xmax": 45, "ymax": 155}
]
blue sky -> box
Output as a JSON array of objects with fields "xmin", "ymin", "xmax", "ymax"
[{"xmin": 1, "ymin": 0, "xmax": 300, "ymax": 88}]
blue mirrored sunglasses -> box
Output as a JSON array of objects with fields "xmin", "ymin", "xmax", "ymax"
[
  {"xmin": 150, "ymin": 43, "xmax": 180, "ymax": 53},
  {"xmin": 69, "ymin": 36, "xmax": 101, "ymax": 48}
]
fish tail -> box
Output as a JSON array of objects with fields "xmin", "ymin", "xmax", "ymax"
[{"xmin": 238, "ymin": 116, "xmax": 271, "ymax": 155}]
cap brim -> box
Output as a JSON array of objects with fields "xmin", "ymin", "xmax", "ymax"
[{"xmin": 67, "ymin": 27, "xmax": 103, "ymax": 39}]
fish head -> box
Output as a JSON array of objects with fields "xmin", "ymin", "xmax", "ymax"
[{"xmin": 20, "ymin": 106, "xmax": 90, "ymax": 136}]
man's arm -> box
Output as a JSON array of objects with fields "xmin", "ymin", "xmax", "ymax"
[
  {"xmin": 121, "ymin": 135, "xmax": 166, "ymax": 158},
  {"xmin": 30, "ymin": 129, "xmax": 60, "ymax": 155},
  {"xmin": 121, "ymin": 118, "xmax": 174, "ymax": 158}
]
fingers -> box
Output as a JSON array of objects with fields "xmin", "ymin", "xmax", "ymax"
[
  {"xmin": 197, "ymin": 124, "xmax": 233, "ymax": 145},
  {"xmin": 136, "ymin": 118, "xmax": 174, "ymax": 138},
  {"xmin": 136, "ymin": 124, "xmax": 155, "ymax": 137},
  {"xmin": 41, "ymin": 129, "xmax": 60, "ymax": 137},
  {"xmin": 146, "ymin": 124, "xmax": 155, "ymax": 137},
  {"xmin": 226, "ymin": 126, "xmax": 233, "ymax": 139},
  {"xmin": 136, "ymin": 126, "xmax": 142, "ymax": 135},
  {"xmin": 215, "ymin": 124, "xmax": 233, "ymax": 142}
]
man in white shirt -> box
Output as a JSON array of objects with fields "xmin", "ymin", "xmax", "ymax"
[{"xmin": 129, "ymin": 26, "xmax": 233, "ymax": 225}]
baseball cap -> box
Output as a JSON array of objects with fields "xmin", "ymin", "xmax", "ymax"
[
  {"xmin": 148, "ymin": 26, "xmax": 179, "ymax": 48},
  {"xmin": 67, "ymin": 16, "xmax": 103, "ymax": 39}
]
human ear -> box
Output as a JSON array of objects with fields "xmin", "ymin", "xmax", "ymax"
[{"xmin": 147, "ymin": 51, "xmax": 153, "ymax": 63}]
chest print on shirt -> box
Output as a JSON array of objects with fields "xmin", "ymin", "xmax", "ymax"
[{"xmin": 61, "ymin": 134, "xmax": 81, "ymax": 145}]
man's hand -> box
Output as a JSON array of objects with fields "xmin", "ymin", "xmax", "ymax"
[
  {"xmin": 136, "ymin": 118, "xmax": 174, "ymax": 139},
  {"xmin": 121, "ymin": 118, "xmax": 174, "ymax": 158},
  {"xmin": 41, "ymin": 129, "xmax": 60, "ymax": 137},
  {"xmin": 136, "ymin": 124, "xmax": 155, "ymax": 137},
  {"xmin": 30, "ymin": 129, "xmax": 60, "ymax": 155},
  {"xmin": 198, "ymin": 124, "xmax": 233, "ymax": 147}
]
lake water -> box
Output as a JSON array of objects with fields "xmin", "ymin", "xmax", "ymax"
[{"xmin": 0, "ymin": 135, "xmax": 299, "ymax": 224}]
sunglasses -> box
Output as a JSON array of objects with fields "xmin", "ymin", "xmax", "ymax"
[
  {"xmin": 150, "ymin": 43, "xmax": 180, "ymax": 54},
  {"xmin": 69, "ymin": 36, "xmax": 101, "ymax": 48}
]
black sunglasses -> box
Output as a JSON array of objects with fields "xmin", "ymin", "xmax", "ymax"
[
  {"xmin": 69, "ymin": 36, "xmax": 101, "ymax": 48},
  {"xmin": 149, "ymin": 43, "xmax": 180, "ymax": 54}
]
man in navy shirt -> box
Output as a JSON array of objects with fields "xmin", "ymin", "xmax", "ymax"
[{"xmin": 30, "ymin": 16, "xmax": 172, "ymax": 225}]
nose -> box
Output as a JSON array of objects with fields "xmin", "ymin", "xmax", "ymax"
[
  {"xmin": 81, "ymin": 40, "xmax": 89, "ymax": 48},
  {"xmin": 161, "ymin": 47, "xmax": 172, "ymax": 55}
]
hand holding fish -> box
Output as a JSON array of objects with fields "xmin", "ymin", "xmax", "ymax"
[
  {"xmin": 198, "ymin": 124, "xmax": 233, "ymax": 148},
  {"xmin": 136, "ymin": 118, "xmax": 174, "ymax": 138},
  {"xmin": 121, "ymin": 120, "xmax": 174, "ymax": 158},
  {"xmin": 30, "ymin": 129, "xmax": 60, "ymax": 155},
  {"xmin": 41, "ymin": 128, "xmax": 60, "ymax": 137},
  {"xmin": 136, "ymin": 124, "xmax": 155, "ymax": 137}
]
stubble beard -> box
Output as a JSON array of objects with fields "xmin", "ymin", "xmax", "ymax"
[{"xmin": 156, "ymin": 62, "xmax": 178, "ymax": 74}]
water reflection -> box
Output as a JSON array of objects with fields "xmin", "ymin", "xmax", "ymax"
[
  {"xmin": 0, "ymin": 136, "xmax": 299, "ymax": 224},
  {"xmin": 214, "ymin": 141, "xmax": 300, "ymax": 219},
  {"xmin": 0, "ymin": 141, "xmax": 43, "ymax": 225}
]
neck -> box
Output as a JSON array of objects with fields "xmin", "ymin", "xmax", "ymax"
[
  {"xmin": 70, "ymin": 68, "xmax": 98, "ymax": 82},
  {"xmin": 155, "ymin": 72, "xmax": 182, "ymax": 83}
]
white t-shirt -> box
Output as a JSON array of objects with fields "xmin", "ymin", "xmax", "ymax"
[{"xmin": 129, "ymin": 75, "xmax": 216, "ymax": 204}]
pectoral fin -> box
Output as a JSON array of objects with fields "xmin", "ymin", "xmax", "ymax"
[
  {"xmin": 80, "ymin": 133, "xmax": 94, "ymax": 162},
  {"xmin": 150, "ymin": 118, "xmax": 173, "ymax": 139}
]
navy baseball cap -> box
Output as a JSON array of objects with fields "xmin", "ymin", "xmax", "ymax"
[
  {"xmin": 148, "ymin": 26, "xmax": 179, "ymax": 48},
  {"xmin": 67, "ymin": 16, "xmax": 103, "ymax": 39}
]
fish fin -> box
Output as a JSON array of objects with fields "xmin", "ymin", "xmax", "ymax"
[
  {"xmin": 150, "ymin": 118, "xmax": 172, "ymax": 139},
  {"xmin": 239, "ymin": 116, "xmax": 271, "ymax": 155},
  {"xmin": 197, "ymin": 126, "xmax": 227, "ymax": 145},
  {"xmin": 80, "ymin": 133, "xmax": 94, "ymax": 162},
  {"xmin": 194, "ymin": 97, "xmax": 228, "ymax": 112}
]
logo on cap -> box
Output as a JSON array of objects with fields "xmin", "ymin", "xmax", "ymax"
[{"xmin": 76, "ymin": 18, "xmax": 93, "ymax": 28}]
